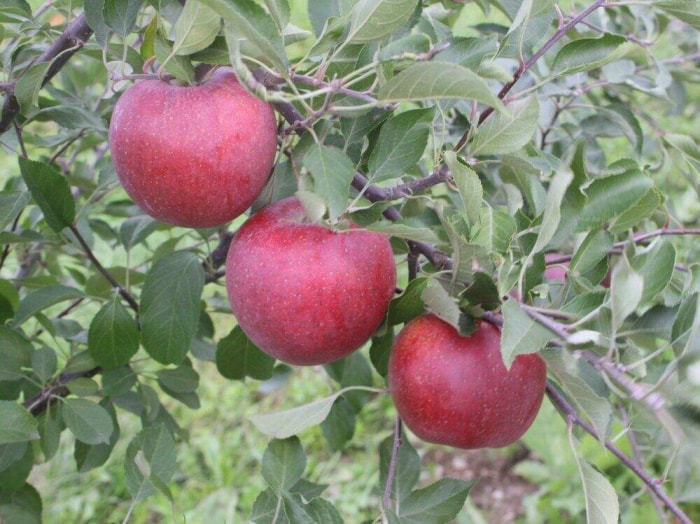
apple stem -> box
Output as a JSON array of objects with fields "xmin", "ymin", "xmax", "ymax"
[
  {"xmin": 383, "ymin": 417, "xmax": 404, "ymax": 509},
  {"xmin": 546, "ymin": 382, "xmax": 692, "ymax": 524}
]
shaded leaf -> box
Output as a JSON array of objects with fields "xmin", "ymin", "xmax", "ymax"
[
  {"xmin": 18, "ymin": 158, "xmax": 75, "ymax": 233},
  {"xmin": 13, "ymin": 285, "xmax": 84, "ymax": 326},
  {"xmin": 62, "ymin": 398, "xmax": 114, "ymax": 445},
  {"xmin": 399, "ymin": 478, "xmax": 473, "ymax": 523},
  {"xmin": 0, "ymin": 191, "xmax": 29, "ymax": 230},
  {"xmin": 0, "ymin": 402, "xmax": 38, "ymax": 444},
  {"xmin": 103, "ymin": 0, "xmax": 144, "ymax": 36},
  {"xmin": 140, "ymin": 251, "xmax": 205, "ymax": 365},
  {"xmin": 88, "ymin": 294, "xmax": 140, "ymax": 369},
  {"xmin": 379, "ymin": 434, "xmax": 420, "ymax": 504},
  {"xmin": 216, "ymin": 325, "xmax": 275, "ymax": 380},
  {"xmin": 261, "ymin": 437, "xmax": 306, "ymax": 493},
  {"xmin": 125, "ymin": 426, "xmax": 176, "ymax": 501}
]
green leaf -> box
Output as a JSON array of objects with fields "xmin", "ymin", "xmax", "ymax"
[
  {"xmin": 88, "ymin": 294, "xmax": 140, "ymax": 370},
  {"xmin": 0, "ymin": 191, "xmax": 29, "ymax": 230},
  {"xmin": 0, "ymin": 483, "xmax": 43, "ymax": 524},
  {"xmin": 365, "ymin": 222, "xmax": 441, "ymax": 244},
  {"xmin": 576, "ymin": 170, "xmax": 653, "ymax": 232},
  {"xmin": 320, "ymin": 398, "xmax": 355, "ymax": 450},
  {"xmin": 0, "ymin": 442, "xmax": 33, "ymax": 490},
  {"xmin": 304, "ymin": 498, "xmax": 343, "ymax": 524},
  {"xmin": 460, "ymin": 272, "xmax": 501, "ymax": 310},
  {"xmin": 348, "ymin": 0, "xmax": 419, "ymax": 43},
  {"xmin": 570, "ymin": 230, "xmax": 614, "ymax": 275},
  {"xmin": 13, "ymin": 284, "xmax": 84, "ymax": 326},
  {"xmin": 470, "ymin": 96, "xmax": 539, "ymax": 156},
  {"xmin": 173, "ymin": 0, "xmax": 221, "ymax": 55},
  {"xmin": 62, "ymin": 398, "xmax": 114, "ymax": 445},
  {"xmin": 302, "ymin": 144, "xmax": 355, "ymax": 221},
  {"xmin": 0, "ymin": 402, "xmax": 38, "ymax": 444},
  {"xmin": 532, "ymin": 167, "xmax": 573, "ymax": 254},
  {"xmin": 399, "ymin": 478, "xmax": 473, "ymax": 523},
  {"xmin": 610, "ymin": 255, "xmax": 643, "ymax": 331},
  {"xmin": 201, "ymin": 0, "xmax": 288, "ymax": 71},
  {"xmin": 608, "ymin": 187, "xmax": 663, "ymax": 233},
  {"xmin": 568, "ymin": 430, "xmax": 620, "ymax": 524},
  {"xmin": 140, "ymin": 251, "xmax": 205, "ymax": 365},
  {"xmin": 39, "ymin": 404, "xmax": 62, "ymax": 461},
  {"xmin": 0, "ymin": 326, "xmax": 32, "ymax": 381},
  {"xmin": 249, "ymin": 386, "xmax": 369, "ymax": 438},
  {"xmin": 263, "ymin": 0, "xmax": 290, "ymax": 30},
  {"xmin": 103, "ymin": 0, "xmax": 144, "ymax": 36},
  {"xmin": 378, "ymin": 62, "xmax": 505, "ymax": 111},
  {"xmin": 216, "ymin": 325, "xmax": 275, "ymax": 380},
  {"xmin": 31, "ymin": 347, "xmax": 57, "ymax": 385},
  {"xmin": 157, "ymin": 366, "xmax": 199, "ymax": 393},
  {"xmin": 445, "ymin": 151, "xmax": 482, "ymax": 228},
  {"xmin": 18, "ymin": 158, "xmax": 75, "ymax": 233},
  {"xmin": 368, "ymin": 108, "xmax": 434, "ymax": 183},
  {"xmin": 369, "ymin": 328, "xmax": 394, "ymax": 378},
  {"xmin": 154, "ymin": 32, "xmax": 196, "ymax": 84},
  {"xmin": 472, "ymin": 206, "xmax": 516, "ymax": 254},
  {"xmin": 631, "ymin": 239, "xmax": 676, "ymax": 305},
  {"xmin": 14, "ymin": 62, "xmax": 52, "ymax": 114},
  {"xmin": 421, "ymin": 280, "xmax": 461, "ymax": 330},
  {"xmin": 379, "ymin": 434, "xmax": 420, "ymax": 504},
  {"xmin": 261, "ymin": 437, "xmax": 306, "ymax": 493},
  {"xmin": 657, "ymin": 1, "xmax": 700, "ymax": 30},
  {"xmin": 125, "ymin": 426, "xmax": 176, "ymax": 501},
  {"xmin": 119, "ymin": 216, "xmax": 159, "ymax": 250},
  {"xmin": 74, "ymin": 399, "xmax": 120, "ymax": 472},
  {"xmin": 546, "ymin": 352, "xmax": 612, "ymax": 439},
  {"xmin": 501, "ymin": 300, "xmax": 555, "ymax": 367},
  {"xmin": 552, "ymin": 34, "xmax": 628, "ymax": 76},
  {"xmin": 388, "ymin": 277, "xmax": 428, "ymax": 326}
]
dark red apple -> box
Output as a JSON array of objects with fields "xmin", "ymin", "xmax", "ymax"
[
  {"xmin": 225, "ymin": 197, "xmax": 397, "ymax": 366},
  {"xmin": 108, "ymin": 68, "xmax": 278, "ymax": 228},
  {"xmin": 388, "ymin": 314, "xmax": 546, "ymax": 449}
]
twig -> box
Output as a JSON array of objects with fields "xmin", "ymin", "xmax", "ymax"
[
  {"xmin": 0, "ymin": 13, "xmax": 93, "ymax": 135},
  {"xmin": 613, "ymin": 228, "xmax": 700, "ymax": 249},
  {"xmin": 69, "ymin": 225, "xmax": 139, "ymax": 313},
  {"xmin": 23, "ymin": 367, "xmax": 101, "ymax": 415},
  {"xmin": 546, "ymin": 383, "xmax": 692, "ymax": 524},
  {"xmin": 383, "ymin": 417, "xmax": 403, "ymax": 508},
  {"xmin": 455, "ymin": 0, "xmax": 608, "ymax": 150}
]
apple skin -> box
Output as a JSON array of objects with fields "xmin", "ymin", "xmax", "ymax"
[
  {"xmin": 225, "ymin": 197, "xmax": 397, "ymax": 366},
  {"xmin": 388, "ymin": 315, "xmax": 546, "ymax": 449},
  {"xmin": 108, "ymin": 69, "xmax": 278, "ymax": 228}
]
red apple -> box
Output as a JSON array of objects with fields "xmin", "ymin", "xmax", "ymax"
[
  {"xmin": 225, "ymin": 197, "xmax": 397, "ymax": 366},
  {"xmin": 108, "ymin": 69, "xmax": 278, "ymax": 228},
  {"xmin": 388, "ymin": 315, "xmax": 546, "ymax": 449}
]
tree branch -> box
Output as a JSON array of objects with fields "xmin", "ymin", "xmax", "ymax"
[
  {"xmin": 546, "ymin": 382, "xmax": 692, "ymax": 524},
  {"xmin": 455, "ymin": 0, "xmax": 608, "ymax": 151},
  {"xmin": 0, "ymin": 13, "xmax": 93, "ymax": 135},
  {"xmin": 23, "ymin": 367, "xmax": 102, "ymax": 416},
  {"xmin": 69, "ymin": 225, "xmax": 139, "ymax": 313}
]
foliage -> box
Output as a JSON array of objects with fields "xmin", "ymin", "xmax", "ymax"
[{"xmin": 1, "ymin": 0, "xmax": 699, "ymax": 522}]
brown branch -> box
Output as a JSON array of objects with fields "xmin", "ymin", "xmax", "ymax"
[
  {"xmin": 69, "ymin": 225, "xmax": 139, "ymax": 313},
  {"xmin": 23, "ymin": 366, "xmax": 101, "ymax": 416},
  {"xmin": 0, "ymin": 13, "xmax": 93, "ymax": 135},
  {"xmin": 546, "ymin": 382, "xmax": 692, "ymax": 524}
]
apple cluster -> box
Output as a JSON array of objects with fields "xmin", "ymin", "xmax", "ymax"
[{"xmin": 108, "ymin": 72, "xmax": 546, "ymax": 451}]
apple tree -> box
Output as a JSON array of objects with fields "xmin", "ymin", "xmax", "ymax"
[{"xmin": 1, "ymin": 0, "xmax": 699, "ymax": 522}]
